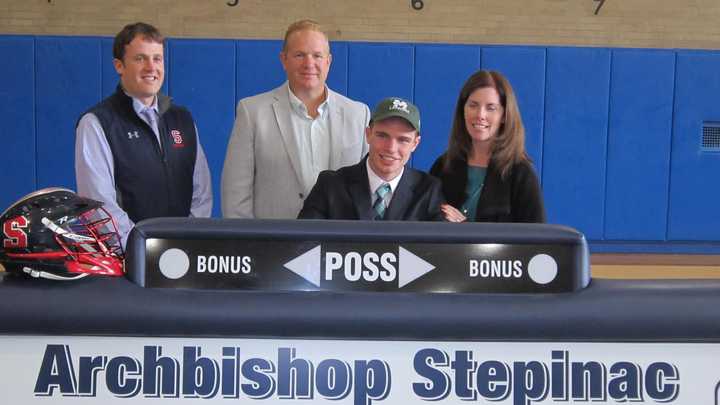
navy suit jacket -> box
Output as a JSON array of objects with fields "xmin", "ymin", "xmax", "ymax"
[{"xmin": 298, "ymin": 159, "xmax": 445, "ymax": 221}]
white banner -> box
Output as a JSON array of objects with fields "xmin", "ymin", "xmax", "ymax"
[{"xmin": 0, "ymin": 336, "xmax": 717, "ymax": 404}]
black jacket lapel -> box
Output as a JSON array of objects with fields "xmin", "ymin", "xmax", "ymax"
[
  {"xmin": 347, "ymin": 159, "xmax": 374, "ymax": 220},
  {"xmin": 384, "ymin": 168, "xmax": 416, "ymax": 220}
]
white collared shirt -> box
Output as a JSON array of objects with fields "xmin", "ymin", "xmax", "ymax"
[
  {"xmin": 366, "ymin": 159, "xmax": 404, "ymax": 208},
  {"xmin": 287, "ymin": 84, "xmax": 331, "ymax": 195}
]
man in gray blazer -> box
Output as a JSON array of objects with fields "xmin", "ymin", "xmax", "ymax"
[{"xmin": 221, "ymin": 19, "xmax": 370, "ymax": 219}]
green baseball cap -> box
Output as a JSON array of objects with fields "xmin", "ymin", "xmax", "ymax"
[{"xmin": 370, "ymin": 97, "xmax": 421, "ymax": 131}]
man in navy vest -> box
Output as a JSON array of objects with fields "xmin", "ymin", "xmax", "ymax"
[{"xmin": 75, "ymin": 22, "xmax": 212, "ymax": 247}]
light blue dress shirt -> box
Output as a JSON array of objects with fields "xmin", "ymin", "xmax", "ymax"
[{"xmin": 75, "ymin": 95, "xmax": 212, "ymax": 248}]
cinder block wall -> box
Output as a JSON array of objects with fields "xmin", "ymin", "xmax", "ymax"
[{"xmin": 1, "ymin": 0, "xmax": 719, "ymax": 49}]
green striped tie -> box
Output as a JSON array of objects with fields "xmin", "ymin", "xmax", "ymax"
[{"xmin": 373, "ymin": 183, "xmax": 391, "ymax": 220}]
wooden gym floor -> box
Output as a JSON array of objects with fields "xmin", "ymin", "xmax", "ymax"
[{"xmin": 591, "ymin": 254, "xmax": 720, "ymax": 279}]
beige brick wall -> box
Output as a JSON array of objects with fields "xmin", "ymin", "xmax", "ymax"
[{"xmin": 1, "ymin": 0, "xmax": 719, "ymax": 49}]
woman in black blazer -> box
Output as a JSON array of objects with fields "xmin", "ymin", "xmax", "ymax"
[{"xmin": 430, "ymin": 70, "xmax": 545, "ymax": 223}]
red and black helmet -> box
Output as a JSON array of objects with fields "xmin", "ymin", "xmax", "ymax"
[{"xmin": 0, "ymin": 187, "xmax": 124, "ymax": 280}]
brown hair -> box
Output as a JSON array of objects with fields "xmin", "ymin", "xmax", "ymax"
[
  {"xmin": 444, "ymin": 70, "xmax": 528, "ymax": 178},
  {"xmin": 281, "ymin": 19, "xmax": 329, "ymax": 53},
  {"xmin": 113, "ymin": 22, "xmax": 164, "ymax": 61}
]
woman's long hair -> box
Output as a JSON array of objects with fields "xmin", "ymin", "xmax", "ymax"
[{"xmin": 444, "ymin": 70, "xmax": 529, "ymax": 178}]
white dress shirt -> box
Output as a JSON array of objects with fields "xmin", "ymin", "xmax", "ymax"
[
  {"xmin": 366, "ymin": 159, "xmax": 404, "ymax": 209},
  {"xmin": 287, "ymin": 84, "xmax": 331, "ymax": 196}
]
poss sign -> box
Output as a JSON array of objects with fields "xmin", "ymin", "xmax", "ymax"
[
  {"xmin": 134, "ymin": 239, "xmax": 585, "ymax": 293},
  {"xmin": 127, "ymin": 219, "xmax": 589, "ymax": 293}
]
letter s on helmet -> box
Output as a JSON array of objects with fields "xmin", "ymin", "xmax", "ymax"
[{"xmin": 0, "ymin": 187, "xmax": 124, "ymax": 280}]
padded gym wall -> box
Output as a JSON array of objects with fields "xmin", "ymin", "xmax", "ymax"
[
  {"xmin": 0, "ymin": 35, "xmax": 719, "ymax": 252},
  {"xmin": 0, "ymin": 36, "xmax": 35, "ymax": 205}
]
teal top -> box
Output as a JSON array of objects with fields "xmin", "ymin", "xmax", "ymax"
[{"xmin": 460, "ymin": 166, "xmax": 487, "ymax": 221}]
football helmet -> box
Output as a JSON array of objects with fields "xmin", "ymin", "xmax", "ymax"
[{"xmin": 0, "ymin": 187, "xmax": 124, "ymax": 280}]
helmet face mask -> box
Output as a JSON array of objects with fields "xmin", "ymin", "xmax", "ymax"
[{"xmin": 0, "ymin": 188, "xmax": 124, "ymax": 280}]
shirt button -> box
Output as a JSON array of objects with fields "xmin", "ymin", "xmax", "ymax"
[{"xmin": 299, "ymin": 193, "xmax": 304, "ymax": 199}]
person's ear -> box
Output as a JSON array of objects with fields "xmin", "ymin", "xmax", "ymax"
[
  {"xmin": 279, "ymin": 51, "xmax": 288, "ymax": 72},
  {"xmin": 113, "ymin": 58, "xmax": 124, "ymax": 75},
  {"xmin": 411, "ymin": 134, "xmax": 421, "ymax": 152}
]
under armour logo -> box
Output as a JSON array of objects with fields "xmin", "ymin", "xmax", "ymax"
[
  {"xmin": 127, "ymin": 131, "xmax": 140, "ymax": 139},
  {"xmin": 391, "ymin": 99, "xmax": 409, "ymax": 113}
]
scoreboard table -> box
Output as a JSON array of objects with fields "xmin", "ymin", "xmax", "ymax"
[{"xmin": 0, "ymin": 219, "xmax": 718, "ymax": 404}]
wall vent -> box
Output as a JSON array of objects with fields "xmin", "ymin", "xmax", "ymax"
[{"xmin": 702, "ymin": 122, "xmax": 720, "ymax": 151}]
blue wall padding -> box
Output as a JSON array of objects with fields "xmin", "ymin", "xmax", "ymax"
[
  {"xmin": 100, "ymin": 38, "xmax": 117, "ymax": 98},
  {"xmin": 413, "ymin": 45, "xmax": 480, "ymax": 170},
  {"xmin": 543, "ymin": 47, "xmax": 611, "ymax": 239},
  {"xmin": 605, "ymin": 50, "xmax": 674, "ymax": 241},
  {"xmin": 347, "ymin": 43, "xmax": 415, "ymax": 112},
  {"xmin": 3, "ymin": 34, "xmax": 720, "ymax": 251},
  {"xmin": 327, "ymin": 42, "xmax": 348, "ymax": 95},
  {"xmin": 235, "ymin": 40, "xmax": 285, "ymax": 101},
  {"xmin": 482, "ymin": 46, "xmax": 546, "ymax": 174},
  {"xmin": 668, "ymin": 51, "xmax": 720, "ymax": 240},
  {"xmin": 0, "ymin": 37, "xmax": 36, "ymax": 209},
  {"xmin": 168, "ymin": 39, "xmax": 235, "ymax": 216},
  {"xmin": 35, "ymin": 37, "xmax": 102, "ymax": 192},
  {"xmin": 168, "ymin": 39, "xmax": 236, "ymax": 218}
]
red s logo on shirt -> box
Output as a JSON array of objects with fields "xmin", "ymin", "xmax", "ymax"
[{"xmin": 170, "ymin": 129, "xmax": 185, "ymax": 147}]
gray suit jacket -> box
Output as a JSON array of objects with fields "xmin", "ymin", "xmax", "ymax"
[{"xmin": 221, "ymin": 83, "xmax": 370, "ymax": 218}]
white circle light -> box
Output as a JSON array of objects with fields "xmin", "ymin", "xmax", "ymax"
[
  {"xmin": 158, "ymin": 248, "xmax": 190, "ymax": 279},
  {"xmin": 528, "ymin": 254, "xmax": 558, "ymax": 285}
]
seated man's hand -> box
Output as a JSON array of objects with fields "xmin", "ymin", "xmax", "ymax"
[{"xmin": 441, "ymin": 203, "xmax": 466, "ymax": 223}]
